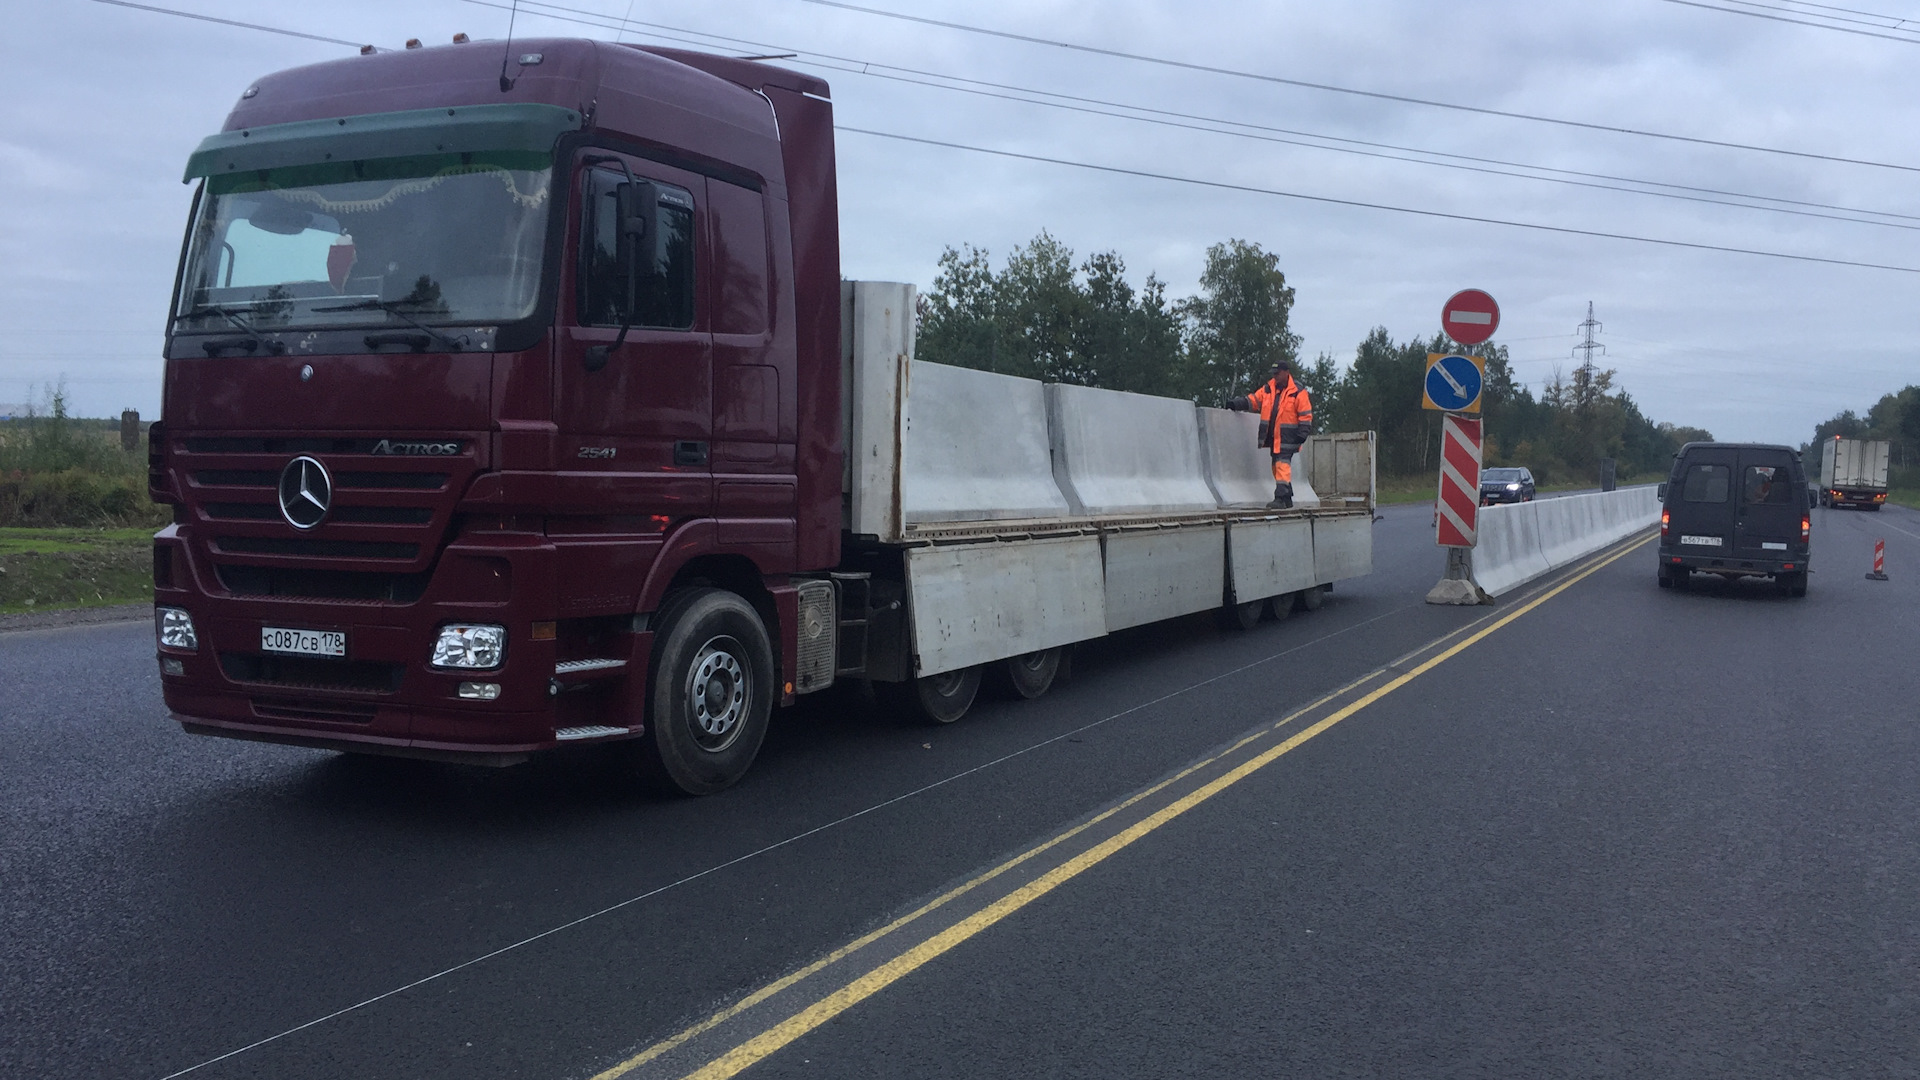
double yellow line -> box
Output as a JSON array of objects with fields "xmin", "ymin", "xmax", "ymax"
[{"xmin": 594, "ymin": 533, "xmax": 1654, "ymax": 1080}]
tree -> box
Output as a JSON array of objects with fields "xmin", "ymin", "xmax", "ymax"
[{"xmin": 1180, "ymin": 240, "xmax": 1301, "ymax": 404}]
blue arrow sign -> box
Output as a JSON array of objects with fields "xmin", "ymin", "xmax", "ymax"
[{"xmin": 1424, "ymin": 353, "xmax": 1483, "ymax": 413}]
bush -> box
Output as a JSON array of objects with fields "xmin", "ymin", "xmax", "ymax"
[{"xmin": 0, "ymin": 468, "xmax": 168, "ymax": 528}]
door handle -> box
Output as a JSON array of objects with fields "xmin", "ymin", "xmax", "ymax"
[{"xmin": 673, "ymin": 440, "xmax": 709, "ymax": 467}]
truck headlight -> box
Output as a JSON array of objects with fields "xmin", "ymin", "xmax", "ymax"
[
  {"xmin": 431, "ymin": 624, "xmax": 506, "ymax": 669},
  {"xmin": 156, "ymin": 607, "xmax": 198, "ymax": 651}
]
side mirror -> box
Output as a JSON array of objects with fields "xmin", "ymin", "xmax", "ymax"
[
  {"xmin": 587, "ymin": 179, "xmax": 659, "ymax": 373},
  {"xmin": 614, "ymin": 179, "xmax": 657, "ymax": 247},
  {"xmin": 1807, "ymin": 488, "xmax": 1818, "ymax": 509},
  {"xmin": 1656, "ymin": 482, "xmax": 1668, "ymax": 500}
]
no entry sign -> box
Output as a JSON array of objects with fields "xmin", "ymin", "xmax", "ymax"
[{"xmin": 1443, "ymin": 289, "xmax": 1500, "ymax": 346}]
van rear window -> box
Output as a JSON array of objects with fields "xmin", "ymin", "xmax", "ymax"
[
  {"xmin": 1682, "ymin": 464, "xmax": 1730, "ymax": 503},
  {"xmin": 1744, "ymin": 464, "xmax": 1794, "ymax": 503}
]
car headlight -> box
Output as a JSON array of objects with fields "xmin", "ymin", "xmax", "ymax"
[
  {"xmin": 156, "ymin": 607, "xmax": 198, "ymax": 651},
  {"xmin": 431, "ymin": 624, "xmax": 506, "ymax": 669},
  {"xmin": 1506, "ymin": 483, "xmax": 1520, "ymax": 490}
]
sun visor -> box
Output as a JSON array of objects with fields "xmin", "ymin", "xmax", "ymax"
[{"xmin": 182, "ymin": 103, "xmax": 583, "ymax": 181}]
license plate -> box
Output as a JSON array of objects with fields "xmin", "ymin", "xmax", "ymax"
[
  {"xmin": 1761, "ymin": 542, "xmax": 1787, "ymax": 551},
  {"xmin": 261, "ymin": 626, "xmax": 346, "ymax": 658},
  {"xmin": 1680, "ymin": 535, "xmax": 1721, "ymax": 546}
]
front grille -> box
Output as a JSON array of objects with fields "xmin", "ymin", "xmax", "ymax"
[
  {"xmin": 251, "ymin": 698, "xmax": 380, "ymax": 724},
  {"xmin": 187, "ymin": 437, "xmax": 467, "ymax": 455},
  {"xmin": 217, "ymin": 563, "xmax": 430, "ymax": 603},
  {"xmin": 332, "ymin": 505, "xmax": 433, "ymax": 524},
  {"xmin": 216, "ymin": 536, "xmax": 419, "ymax": 560},
  {"xmin": 195, "ymin": 469, "xmax": 277, "ymax": 486},
  {"xmin": 336, "ymin": 471, "xmax": 449, "ymax": 490},
  {"xmin": 221, "ymin": 653, "xmax": 404, "ymax": 694},
  {"xmin": 206, "ymin": 502, "xmax": 280, "ymax": 521}
]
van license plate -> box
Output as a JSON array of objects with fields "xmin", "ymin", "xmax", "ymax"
[
  {"xmin": 1761, "ymin": 542, "xmax": 1787, "ymax": 551},
  {"xmin": 1680, "ymin": 535, "xmax": 1721, "ymax": 546},
  {"xmin": 261, "ymin": 627, "xmax": 346, "ymax": 658}
]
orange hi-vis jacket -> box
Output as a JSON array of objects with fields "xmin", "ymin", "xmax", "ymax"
[{"xmin": 1246, "ymin": 375, "xmax": 1314, "ymax": 456}]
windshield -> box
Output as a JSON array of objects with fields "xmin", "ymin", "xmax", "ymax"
[
  {"xmin": 174, "ymin": 151, "xmax": 552, "ymax": 334},
  {"xmin": 1483, "ymin": 469, "xmax": 1523, "ymax": 482}
]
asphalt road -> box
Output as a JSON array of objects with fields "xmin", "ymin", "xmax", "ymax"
[{"xmin": 4, "ymin": 501, "xmax": 1916, "ymax": 1079}]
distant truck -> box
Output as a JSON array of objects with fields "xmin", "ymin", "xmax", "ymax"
[
  {"xmin": 149, "ymin": 38, "xmax": 1377, "ymax": 794},
  {"xmin": 1818, "ymin": 437, "xmax": 1889, "ymax": 510}
]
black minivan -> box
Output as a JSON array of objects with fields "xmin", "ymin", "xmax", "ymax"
[{"xmin": 1657, "ymin": 442, "xmax": 1811, "ymax": 596}]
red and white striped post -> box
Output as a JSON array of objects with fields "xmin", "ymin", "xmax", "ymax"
[
  {"xmin": 1867, "ymin": 538, "xmax": 1889, "ymax": 581},
  {"xmin": 1435, "ymin": 415, "xmax": 1482, "ymax": 548}
]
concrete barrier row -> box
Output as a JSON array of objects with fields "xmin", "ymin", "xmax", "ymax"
[{"xmin": 1472, "ymin": 486, "xmax": 1661, "ymax": 596}]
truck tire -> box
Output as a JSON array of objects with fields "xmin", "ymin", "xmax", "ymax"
[
  {"xmin": 878, "ymin": 666, "xmax": 982, "ymax": 724},
  {"xmin": 1867, "ymin": 503, "xmax": 1883, "ymax": 511},
  {"xmin": 1220, "ymin": 599, "xmax": 1264, "ymax": 631},
  {"xmin": 637, "ymin": 588, "xmax": 775, "ymax": 795},
  {"xmin": 998, "ymin": 648, "xmax": 1062, "ymax": 699},
  {"xmin": 1296, "ymin": 584, "xmax": 1325, "ymax": 612},
  {"xmin": 1265, "ymin": 594, "xmax": 1293, "ymax": 622}
]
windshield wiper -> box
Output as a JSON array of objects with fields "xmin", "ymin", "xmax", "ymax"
[
  {"xmin": 312, "ymin": 299, "xmax": 466, "ymax": 353},
  {"xmin": 179, "ymin": 305, "xmax": 287, "ymax": 356}
]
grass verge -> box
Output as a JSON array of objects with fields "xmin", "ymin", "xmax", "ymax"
[
  {"xmin": 0, "ymin": 528, "xmax": 153, "ymax": 615},
  {"xmin": 1889, "ymin": 489, "xmax": 1920, "ymax": 511}
]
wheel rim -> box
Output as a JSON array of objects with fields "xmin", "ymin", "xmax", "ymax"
[
  {"xmin": 685, "ymin": 635, "xmax": 751, "ymax": 752},
  {"xmin": 1015, "ymin": 651, "xmax": 1051, "ymax": 674},
  {"xmin": 926, "ymin": 669, "xmax": 968, "ymax": 699}
]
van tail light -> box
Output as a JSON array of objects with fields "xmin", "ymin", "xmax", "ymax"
[
  {"xmin": 1660, "ymin": 508, "xmax": 1670, "ymax": 539},
  {"xmin": 1800, "ymin": 513, "xmax": 1810, "ymax": 542}
]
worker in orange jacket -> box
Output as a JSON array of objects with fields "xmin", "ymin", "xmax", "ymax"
[{"xmin": 1228, "ymin": 359, "xmax": 1314, "ymax": 508}]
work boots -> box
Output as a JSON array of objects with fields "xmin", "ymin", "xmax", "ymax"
[{"xmin": 1268, "ymin": 482, "xmax": 1293, "ymax": 509}]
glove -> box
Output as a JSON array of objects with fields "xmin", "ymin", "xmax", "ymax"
[{"xmin": 1225, "ymin": 397, "xmax": 1251, "ymax": 412}]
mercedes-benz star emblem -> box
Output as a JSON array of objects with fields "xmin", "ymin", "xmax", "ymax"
[{"xmin": 277, "ymin": 456, "xmax": 332, "ymax": 530}]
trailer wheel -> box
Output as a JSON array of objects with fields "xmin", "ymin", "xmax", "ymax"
[
  {"xmin": 1220, "ymin": 599, "xmax": 1264, "ymax": 631},
  {"xmin": 637, "ymin": 588, "xmax": 774, "ymax": 795},
  {"xmin": 878, "ymin": 666, "xmax": 982, "ymax": 724},
  {"xmin": 998, "ymin": 648, "xmax": 1062, "ymax": 699},
  {"xmin": 1296, "ymin": 584, "xmax": 1325, "ymax": 612}
]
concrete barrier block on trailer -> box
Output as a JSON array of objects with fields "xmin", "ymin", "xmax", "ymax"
[
  {"xmin": 1229, "ymin": 517, "xmax": 1317, "ymax": 601},
  {"xmin": 901, "ymin": 362, "xmax": 1072, "ymax": 524},
  {"xmin": 904, "ymin": 535, "xmax": 1106, "ymax": 677},
  {"xmin": 1195, "ymin": 407, "xmax": 1321, "ymax": 510},
  {"xmin": 1103, "ymin": 524, "xmax": 1228, "ymax": 632},
  {"xmin": 1046, "ymin": 383, "xmax": 1218, "ymax": 516}
]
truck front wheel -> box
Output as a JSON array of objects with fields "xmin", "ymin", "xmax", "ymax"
[{"xmin": 639, "ymin": 588, "xmax": 775, "ymax": 795}]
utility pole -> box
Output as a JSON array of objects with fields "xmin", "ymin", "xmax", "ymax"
[{"xmin": 1572, "ymin": 301, "xmax": 1605, "ymax": 409}]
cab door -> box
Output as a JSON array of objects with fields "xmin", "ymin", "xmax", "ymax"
[
  {"xmin": 1734, "ymin": 450, "xmax": 1801, "ymax": 559},
  {"xmin": 555, "ymin": 153, "xmax": 712, "ymax": 519},
  {"xmin": 1668, "ymin": 446, "xmax": 1738, "ymax": 556}
]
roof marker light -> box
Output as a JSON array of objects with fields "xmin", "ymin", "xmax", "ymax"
[
  {"xmin": 405, "ymin": 38, "xmax": 422, "ymax": 49},
  {"xmin": 360, "ymin": 44, "xmax": 375, "ymax": 55},
  {"xmin": 453, "ymin": 32, "xmax": 470, "ymax": 43}
]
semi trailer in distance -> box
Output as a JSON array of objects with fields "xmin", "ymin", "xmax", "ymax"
[
  {"xmin": 150, "ymin": 38, "xmax": 1377, "ymax": 793},
  {"xmin": 1819, "ymin": 436, "xmax": 1889, "ymax": 510}
]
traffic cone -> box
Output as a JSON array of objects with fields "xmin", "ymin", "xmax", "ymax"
[{"xmin": 1867, "ymin": 538, "xmax": 1889, "ymax": 581}]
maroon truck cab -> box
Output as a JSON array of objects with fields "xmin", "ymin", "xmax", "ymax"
[{"xmin": 153, "ymin": 39, "xmax": 845, "ymax": 791}]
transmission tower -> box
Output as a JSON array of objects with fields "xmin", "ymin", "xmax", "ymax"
[{"xmin": 1571, "ymin": 301, "xmax": 1605, "ymax": 404}]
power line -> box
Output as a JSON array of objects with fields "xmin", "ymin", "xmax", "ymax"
[
  {"xmin": 466, "ymin": 0, "xmax": 1920, "ymax": 230},
  {"xmin": 837, "ymin": 125, "xmax": 1920, "ymax": 275},
  {"xmin": 1663, "ymin": 0, "xmax": 1920, "ymax": 42},
  {"xmin": 793, "ymin": 0, "xmax": 1920, "ymax": 175},
  {"xmin": 87, "ymin": 0, "xmax": 370, "ymax": 49}
]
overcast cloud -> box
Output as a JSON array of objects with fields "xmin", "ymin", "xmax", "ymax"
[{"xmin": 7, "ymin": 0, "xmax": 1918, "ymax": 442}]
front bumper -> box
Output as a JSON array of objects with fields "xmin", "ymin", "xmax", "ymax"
[{"xmin": 154, "ymin": 523, "xmax": 652, "ymax": 759}]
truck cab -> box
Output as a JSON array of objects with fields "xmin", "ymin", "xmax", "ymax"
[
  {"xmin": 152, "ymin": 40, "xmax": 843, "ymax": 790},
  {"xmin": 1656, "ymin": 442, "xmax": 1809, "ymax": 596}
]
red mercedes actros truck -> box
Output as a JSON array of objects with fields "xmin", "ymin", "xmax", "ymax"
[{"xmin": 153, "ymin": 38, "xmax": 1376, "ymax": 793}]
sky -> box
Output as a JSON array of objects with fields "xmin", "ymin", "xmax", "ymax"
[{"xmin": 6, "ymin": 0, "xmax": 1919, "ymax": 443}]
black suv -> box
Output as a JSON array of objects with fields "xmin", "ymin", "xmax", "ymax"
[
  {"xmin": 1657, "ymin": 442, "xmax": 1810, "ymax": 596},
  {"xmin": 1480, "ymin": 467, "xmax": 1536, "ymax": 504}
]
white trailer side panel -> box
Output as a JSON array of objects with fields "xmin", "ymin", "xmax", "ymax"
[
  {"xmin": 1312, "ymin": 514, "xmax": 1373, "ymax": 583},
  {"xmin": 904, "ymin": 535, "xmax": 1106, "ymax": 677},
  {"xmin": 1102, "ymin": 525, "xmax": 1227, "ymax": 632},
  {"xmin": 1228, "ymin": 517, "xmax": 1318, "ymax": 601}
]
